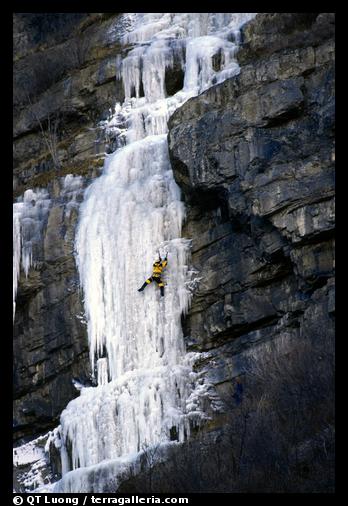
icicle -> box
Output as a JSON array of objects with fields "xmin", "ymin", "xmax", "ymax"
[
  {"xmin": 61, "ymin": 174, "xmax": 84, "ymax": 219},
  {"xmin": 97, "ymin": 358, "xmax": 109, "ymax": 386},
  {"xmin": 13, "ymin": 212, "xmax": 21, "ymax": 320}
]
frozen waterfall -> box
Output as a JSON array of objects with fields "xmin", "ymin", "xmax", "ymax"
[
  {"xmin": 54, "ymin": 12, "xmax": 256, "ymax": 488},
  {"xmin": 13, "ymin": 189, "xmax": 51, "ymax": 319},
  {"xmin": 13, "ymin": 175, "xmax": 84, "ymax": 321}
]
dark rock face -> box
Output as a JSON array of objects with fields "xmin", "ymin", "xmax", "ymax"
[
  {"xmin": 13, "ymin": 13, "xmax": 126, "ymax": 196},
  {"xmin": 166, "ymin": 12, "xmax": 335, "ymax": 491},
  {"xmin": 168, "ymin": 12, "xmax": 334, "ymax": 351}
]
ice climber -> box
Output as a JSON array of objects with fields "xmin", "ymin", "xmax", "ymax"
[{"xmin": 138, "ymin": 253, "xmax": 168, "ymax": 296}]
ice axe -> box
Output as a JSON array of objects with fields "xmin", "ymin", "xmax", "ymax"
[{"xmin": 158, "ymin": 249, "xmax": 168, "ymax": 261}]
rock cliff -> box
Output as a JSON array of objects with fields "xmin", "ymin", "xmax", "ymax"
[
  {"xmin": 13, "ymin": 12, "xmax": 335, "ymax": 492},
  {"xmin": 169, "ymin": 11, "xmax": 334, "ymax": 370}
]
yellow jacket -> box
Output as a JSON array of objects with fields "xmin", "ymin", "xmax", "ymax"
[{"xmin": 152, "ymin": 259, "xmax": 167, "ymax": 276}]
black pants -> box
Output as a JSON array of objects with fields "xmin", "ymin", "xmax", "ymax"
[{"xmin": 138, "ymin": 276, "xmax": 164, "ymax": 296}]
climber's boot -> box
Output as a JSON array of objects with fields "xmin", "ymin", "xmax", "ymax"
[{"xmin": 138, "ymin": 282, "xmax": 147, "ymax": 292}]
